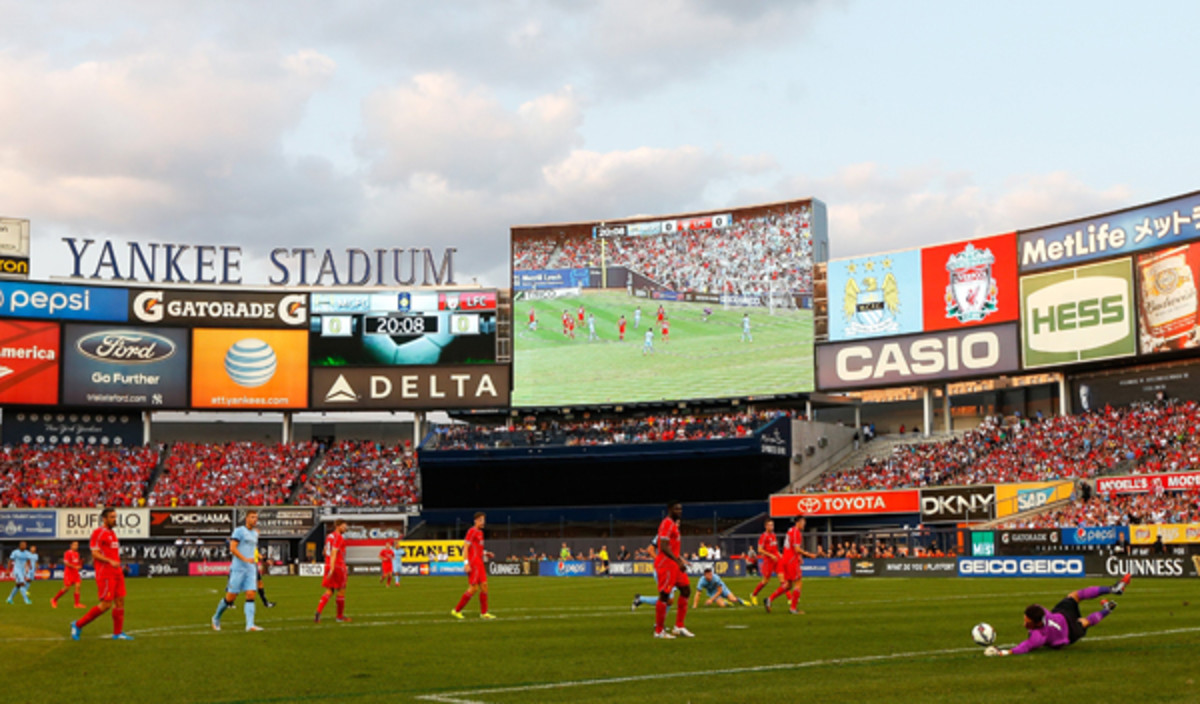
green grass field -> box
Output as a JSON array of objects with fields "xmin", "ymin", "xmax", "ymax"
[
  {"xmin": 2, "ymin": 575, "xmax": 1197, "ymax": 703},
  {"xmin": 513, "ymin": 290, "xmax": 814, "ymax": 406}
]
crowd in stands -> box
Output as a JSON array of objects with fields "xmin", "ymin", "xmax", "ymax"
[
  {"xmin": 512, "ymin": 206, "xmax": 814, "ymax": 297},
  {"xmin": 427, "ymin": 410, "xmax": 794, "ymax": 450},
  {"xmin": 148, "ymin": 442, "xmax": 316, "ymax": 507},
  {"xmin": 0, "ymin": 445, "xmax": 160, "ymax": 507},
  {"xmin": 1000, "ymin": 490, "xmax": 1200, "ymax": 530},
  {"xmin": 295, "ymin": 440, "xmax": 419, "ymax": 507},
  {"xmin": 813, "ymin": 400, "xmax": 1200, "ymax": 492}
]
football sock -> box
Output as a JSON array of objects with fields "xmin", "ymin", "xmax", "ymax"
[
  {"xmin": 638, "ymin": 595, "xmax": 661, "ymax": 607},
  {"xmin": 316, "ymin": 593, "xmax": 330, "ymax": 614},
  {"xmin": 675, "ymin": 598, "xmax": 688, "ymax": 628},
  {"xmin": 769, "ymin": 585, "xmax": 789, "ymax": 602},
  {"xmin": 8, "ymin": 585, "xmax": 18, "ymax": 600},
  {"xmin": 335, "ymin": 596, "xmax": 345, "ymax": 618},
  {"xmin": 788, "ymin": 590, "xmax": 800, "ymax": 611},
  {"xmin": 454, "ymin": 592, "xmax": 472, "ymax": 613},
  {"xmin": 654, "ymin": 600, "xmax": 667, "ymax": 632},
  {"xmin": 244, "ymin": 600, "xmax": 256, "ymax": 628},
  {"xmin": 214, "ymin": 597, "xmax": 233, "ymax": 622},
  {"xmin": 76, "ymin": 605, "xmax": 104, "ymax": 628},
  {"xmin": 1077, "ymin": 586, "xmax": 1110, "ymax": 601},
  {"xmin": 113, "ymin": 607, "xmax": 125, "ymax": 635},
  {"xmin": 1086, "ymin": 609, "xmax": 1111, "ymax": 627},
  {"xmin": 480, "ymin": 592, "xmax": 489, "ymax": 615},
  {"xmin": 53, "ymin": 587, "xmax": 68, "ymax": 601},
  {"xmin": 73, "ymin": 592, "xmax": 82, "ymax": 607},
  {"xmin": 752, "ymin": 583, "xmax": 765, "ymax": 597},
  {"xmin": 258, "ymin": 587, "xmax": 269, "ymax": 602},
  {"xmin": 19, "ymin": 585, "xmax": 29, "ymax": 598}
]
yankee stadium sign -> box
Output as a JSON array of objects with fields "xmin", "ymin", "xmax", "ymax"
[{"xmin": 62, "ymin": 238, "xmax": 459, "ymax": 287}]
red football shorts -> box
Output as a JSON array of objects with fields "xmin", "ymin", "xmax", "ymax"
[
  {"xmin": 322, "ymin": 565, "xmax": 348, "ymax": 590},
  {"xmin": 655, "ymin": 562, "xmax": 689, "ymax": 595},
  {"xmin": 64, "ymin": 571, "xmax": 81, "ymax": 587},
  {"xmin": 779, "ymin": 558, "xmax": 801, "ymax": 582},
  {"xmin": 96, "ymin": 570, "xmax": 126, "ymax": 601},
  {"xmin": 381, "ymin": 563, "xmax": 394, "ymax": 575},
  {"xmin": 467, "ymin": 561, "xmax": 487, "ymax": 586},
  {"xmin": 759, "ymin": 559, "xmax": 776, "ymax": 578}
]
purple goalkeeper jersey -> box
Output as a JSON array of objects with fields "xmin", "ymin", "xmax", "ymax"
[{"xmin": 1011, "ymin": 606, "xmax": 1071, "ymax": 654}]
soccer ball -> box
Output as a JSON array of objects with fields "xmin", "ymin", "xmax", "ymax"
[{"xmin": 971, "ymin": 622, "xmax": 996, "ymax": 646}]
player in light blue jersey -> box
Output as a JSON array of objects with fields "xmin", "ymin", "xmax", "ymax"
[
  {"xmin": 212, "ymin": 511, "xmax": 263, "ymax": 632},
  {"xmin": 392, "ymin": 538, "xmax": 404, "ymax": 586},
  {"xmin": 642, "ymin": 327, "xmax": 655, "ymax": 355},
  {"xmin": 741, "ymin": 313, "xmax": 752, "ymax": 342},
  {"xmin": 692, "ymin": 567, "xmax": 747, "ymax": 609},
  {"xmin": 6, "ymin": 541, "xmax": 34, "ymax": 605}
]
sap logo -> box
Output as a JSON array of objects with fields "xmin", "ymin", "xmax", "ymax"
[
  {"xmin": 1017, "ymin": 487, "xmax": 1057, "ymax": 511},
  {"xmin": 835, "ymin": 331, "xmax": 1001, "ymax": 382},
  {"xmin": 1025, "ymin": 276, "xmax": 1128, "ymax": 353}
]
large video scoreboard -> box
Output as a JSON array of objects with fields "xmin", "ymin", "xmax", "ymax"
[{"xmin": 0, "ymin": 282, "xmax": 510, "ymax": 412}]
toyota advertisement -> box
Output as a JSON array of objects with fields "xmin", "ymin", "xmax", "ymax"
[
  {"xmin": 770, "ymin": 489, "xmax": 920, "ymax": 517},
  {"xmin": 61, "ymin": 324, "xmax": 190, "ymax": 408}
]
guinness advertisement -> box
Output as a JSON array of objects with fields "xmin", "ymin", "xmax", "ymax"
[
  {"xmin": 995, "ymin": 529, "xmax": 1061, "ymax": 555},
  {"xmin": 815, "ymin": 323, "xmax": 1020, "ymax": 391},
  {"xmin": 1089, "ymin": 554, "xmax": 1199, "ymax": 579},
  {"xmin": 149, "ymin": 508, "xmax": 234, "ymax": 538},
  {"xmin": 61, "ymin": 324, "xmax": 190, "ymax": 408},
  {"xmin": 310, "ymin": 364, "xmax": 511, "ymax": 410},
  {"xmin": 235, "ymin": 507, "xmax": 316, "ymax": 538},
  {"xmin": 130, "ymin": 289, "xmax": 308, "ymax": 328},
  {"xmin": 919, "ymin": 486, "xmax": 996, "ymax": 524}
]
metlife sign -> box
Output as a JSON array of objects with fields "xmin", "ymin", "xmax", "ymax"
[
  {"xmin": 0, "ymin": 281, "xmax": 128, "ymax": 322},
  {"xmin": 816, "ymin": 323, "xmax": 1020, "ymax": 391},
  {"xmin": 957, "ymin": 556, "xmax": 1085, "ymax": 578},
  {"xmin": 1020, "ymin": 259, "xmax": 1136, "ymax": 369},
  {"xmin": 1018, "ymin": 190, "xmax": 1200, "ymax": 273}
]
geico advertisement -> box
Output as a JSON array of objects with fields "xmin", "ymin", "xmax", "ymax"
[
  {"xmin": 1020, "ymin": 258, "xmax": 1135, "ymax": 369},
  {"xmin": 957, "ymin": 556, "xmax": 1085, "ymax": 578},
  {"xmin": 0, "ymin": 320, "xmax": 60, "ymax": 405},
  {"xmin": 61, "ymin": 324, "xmax": 190, "ymax": 408},
  {"xmin": 994, "ymin": 481, "xmax": 1073, "ymax": 518},
  {"xmin": 191, "ymin": 329, "xmax": 308, "ymax": 409},
  {"xmin": 399, "ymin": 540, "xmax": 465, "ymax": 563},
  {"xmin": 815, "ymin": 324, "xmax": 1019, "ymax": 391},
  {"xmin": 1130, "ymin": 524, "xmax": 1200, "ymax": 545},
  {"xmin": 826, "ymin": 248, "xmax": 924, "ymax": 342},
  {"xmin": 920, "ymin": 233, "xmax": 1019, "ymax": 332}
]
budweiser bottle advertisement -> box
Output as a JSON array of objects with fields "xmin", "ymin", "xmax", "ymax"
[{"xmin": 1138, "ymin": 245, "xmax": 1199, "ymax": 352}]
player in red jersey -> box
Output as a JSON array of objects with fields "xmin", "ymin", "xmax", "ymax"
[
  {"xmin": 661, "ymin": 317, "xmax": 669, "ymax": 343},
  {"xmin": 51, "ymin": 540, "xmax": 86, "ymax": 609},
  {"xmin": 379, "ymin": 543, "xmax": 395, "ymax": 587},
  {"xmin": 315, "ymin": 519, "xmax": 351, "ymax": 623},
  {"xmin": 618, "ymin": 315, "xmax": 627, "ymax": 341},
  {"xmin": 764, "ymin": 516, "xmax": 816, "ymax": 615},
  {"xmin": 653, "ymin": 501, "xmax": 693, "ymax": 638},
  {"xmin": 562, "ymin": 309, "xmax": 570, "ymax": 336},
  {"xmin": 577, "ymin": 304, "xmax": 585, "ymax": 323},
  {"xmin": 656, "ymin": 304, "xmax": 665, "ymax": 323},
  {"xmin": 451, "ymin": 512, "xmax": 495, "ymax": 619},
  {"xmin": 70, "ymin": 508, "xmax": 132, "ymax": 640},
  {"xmin": 527, "ymin": 307, "xmax": 537, "ymax": 331},
  {"xmin": 750, "ymin": 519, "xmax": 781, "ymax": 605}
]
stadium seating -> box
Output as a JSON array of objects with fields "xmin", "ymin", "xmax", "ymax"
[
  {"xmin": 0, "ymin": 444, "xmax": 160, "ymax": 508},
  {"xmin": 295, "ymin": 440, "xmax": 419, "ymax": 507},
  {"xmin": 148, "ymin": 441, "xmax": 316, "ymax": 507}
]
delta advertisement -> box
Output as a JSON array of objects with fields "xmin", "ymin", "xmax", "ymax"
[
  {"xmin": 61, "ymin": 324, "xmax": 190, "ymax": 408},
  {"xmin": 0, "ymin": 320, "xmax": 60, "ymax": 405},
  {"xmin": 826, "ymin": 249, "xmax": 924, "ymax": 342},
  {"xmin": 1018, "ymin": 190, "xmax": 1200, "ymax": 273},
  {"xmin": 920, "ymin": 233, "xmax": 1019, "ymax": 332},
  {"xmin": 1019, "ymin": 258, "xmax": 1136, "ymax": 369},
  {"xmin": 190, "ymin": 328, "xmax": 308, "ymax": 409}
]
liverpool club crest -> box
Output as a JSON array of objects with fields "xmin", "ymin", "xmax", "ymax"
[{"xmin": 944, "ymin": 244, "xmax": 997, "ymax": 323}]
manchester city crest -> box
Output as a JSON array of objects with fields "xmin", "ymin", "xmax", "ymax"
[
  {"xmin": 842, "ymin": 259, "xmax": 901, "ymax": 337},
  {"xmin": 944, "ymin": 244, "xmax": 997, "ymax": 323}
]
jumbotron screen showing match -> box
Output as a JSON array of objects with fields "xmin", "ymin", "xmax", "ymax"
[
  {"xmin": 511, "ymin": 199, "xmax": 825, "ymax": 406},
  {"xmin": 309, "ymin": 290, "xmax": 499, "ymax": 367}
]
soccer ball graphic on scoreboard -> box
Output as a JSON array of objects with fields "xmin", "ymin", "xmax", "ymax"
[{"xmin": 971, "ymin": 622, "xmax": 996, "ymax": 647}]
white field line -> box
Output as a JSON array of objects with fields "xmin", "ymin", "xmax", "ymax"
[{"xmin": 414, "ymin": 626, "xmax": 1200, "ymax": 704}]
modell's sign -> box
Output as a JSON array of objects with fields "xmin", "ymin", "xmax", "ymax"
[
  {"xmin": 131, "ymin": 289, "xmax": 308, "ymax": 328},
  {"xmin": 1096, "ymin": 471, "xmax": 1200, "ymax": 495},
  {"xmin": 816, "ymin": 323, "xmax": 1019, "ymax": 391},
  {"xmin": 770, "ymin": 490, "xmax": 919, "ymax": 517},
  {"xmin": 310, "ymin": 365, "xmax": 510, "ymax": 410}
]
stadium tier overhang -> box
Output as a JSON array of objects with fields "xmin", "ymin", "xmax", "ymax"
[{"xmin": 445, "ymin": 391, "xmax": 858, "ymax": 422}]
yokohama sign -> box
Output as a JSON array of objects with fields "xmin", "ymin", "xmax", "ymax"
[
  {"xmin": 770, "ymin": 490, "xmax": 919, "ymax": 517},
  {"xmin": 1095, "ymin": 472, "xmax": 1200, "ymax": 495}
]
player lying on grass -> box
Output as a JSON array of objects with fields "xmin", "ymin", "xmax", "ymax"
[
  {"xmin": 986, "ymin": 573, "xmax": 1131, "ymax": 656},
  {"xmin": 691, "ymin": 567, "xmax": 747, "ymax": 608}
]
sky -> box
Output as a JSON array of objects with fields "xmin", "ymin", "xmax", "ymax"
[{"xmin": 4, "ymin": 0, "xmax": 1199, "ymax": 289}]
